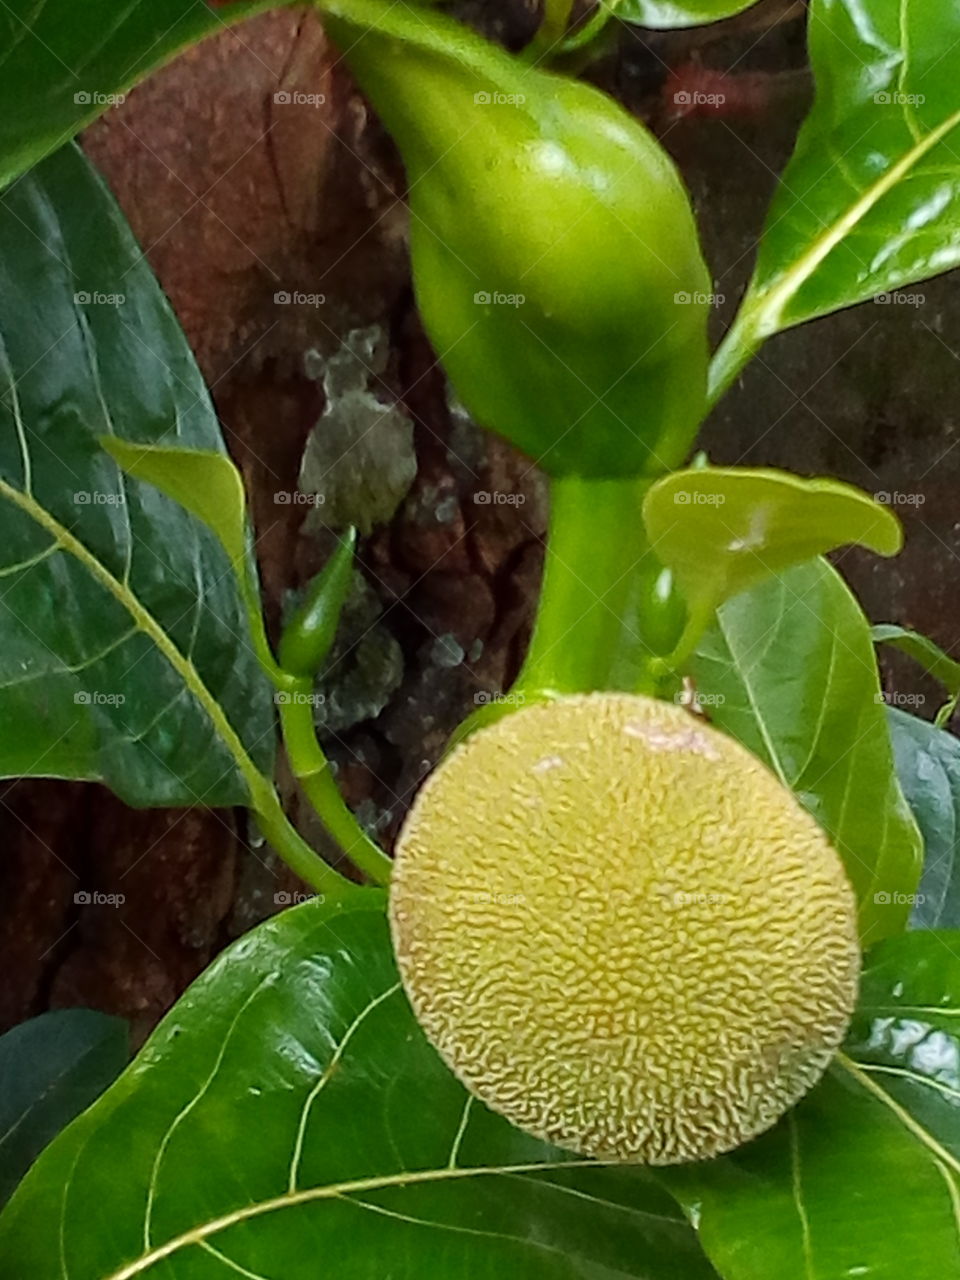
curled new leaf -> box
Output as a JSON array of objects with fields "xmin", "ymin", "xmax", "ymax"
[{"xmin": 644, "ymin": 466, "xmax": 902, "ymax": 654}]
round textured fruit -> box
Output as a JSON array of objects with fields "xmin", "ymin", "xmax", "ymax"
[{"xmin": 390, "ymin": 692, "xmax": 860, "ymax": 1164}]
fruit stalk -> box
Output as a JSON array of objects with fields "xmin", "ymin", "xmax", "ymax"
[
  {"xmin": 278, "ymin": 681, "xmax": 392, "ymax": 886},
  {"xmin": 516, "ymin": 474, "xmax": 685, "ymax": 698}
]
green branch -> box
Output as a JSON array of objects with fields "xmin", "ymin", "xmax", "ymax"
[{"xmin": 279, "ymin": 683, "xmax": 392, "ymax": 886}]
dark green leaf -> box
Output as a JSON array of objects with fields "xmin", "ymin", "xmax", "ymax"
[
  {"xmin": 0, "ymin": 892, "xmax": 718, "ymax": 1279},
  {"xmin": 663, "ymin": 930, "xmax": 960, "ymax": 1280},
  {"xmin": 0, "ymin": 1010, "xmax": 128, "ymax": 1208},
  {"xmin": 0, "ymin": 0, "xmax": 285, "ymax": 189},
  {"xmin": 888, "ymin": 707, "xmax": 960, "ymax": 930},
  {"xmin": 645, "ymin": 466, "xmax": 901, "ymax": 628},
  {"xmin": 873, "ymin": 624, "xmax": 960, "ymax": 725},
  {"xmin": 0, "ymin": 143, "xmax": 274, "ymax": 806},
  {"xmin": 694, "ymin": 558, "xmax": 922, "ymax": 942},
  {"xmin": 614, "ymin": 0, "xmax": 761, "ymax": 30},
  {"xmin": 711, "ymin": 0, "xmax": 960, "ymax": 399}
]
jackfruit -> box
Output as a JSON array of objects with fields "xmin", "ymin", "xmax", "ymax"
[{"xmin": 390, "ymin": 693, "xmax": 860, "ymax": 1163}]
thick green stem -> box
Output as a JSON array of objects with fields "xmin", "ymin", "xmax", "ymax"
[
  {"xmin": 279, "ymin": 682, "xmax": 392, "ymax": 886},
  {"xmin": 515, "ymin": 474, "xmax": 677, "ymax": 698},
  {"xmin": 248, "ymin": 781, "xmax": 355, "ymax": 902}
]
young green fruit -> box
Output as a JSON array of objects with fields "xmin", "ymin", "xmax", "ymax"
[
  {"xmin": 322, "ymin": 0, "xmax": 711, "ymax": 478},
  {"xmin": 278, "ymin": 528, "xmax": 356, "ymax": 678},
  {"xmin": 391, "ymin": 693, "xmax": 860, "ymax": 1164}
]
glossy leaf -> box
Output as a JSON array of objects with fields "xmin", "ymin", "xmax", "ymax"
[
  {"xmin": 0, "ymin": 143, "xmax": 274, "ymax": 806},
  {"xmin": 888, "ymin": 707, "xmax": 960, "ymax": 930},
  {"xmin": 0, "ymin": 1010, "xmax": 128, "ymax": 1209},
  {"xmin": 644, "ymin": 467, "xmax": 901, "ymax": 629},
  {"xmin": 694, "ymin": 558, "xmax": 923, "ymax": 942},
  {"xmin": 0, "ymin": 0, "xmax": 285, "ymax": 189},
  {"xmin": 0, "ymin": 892, "xmax": 718, "ymax": 1279},
  {"xmin": 873, "ymin": 624, "xmax": 960, "ymax": 724},
  {"xmin": 711, "ymin": 0, "xmax": 960, "ymax": 401},
  {"xmin": 663, "ymin": 930, "xmax": 960, "ymax": 1280},
  {"xmin": 614, "ymin": 0, "xmax": 761, "ymax": 30}
]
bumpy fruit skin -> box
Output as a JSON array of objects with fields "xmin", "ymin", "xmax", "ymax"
[
  {"xmin": 324, "ymin": 1, "xmax": 711, "ymax": 478},
  {"xmin": 391, "ymin": 694, "xmax": 860, "ymax": 1164}
]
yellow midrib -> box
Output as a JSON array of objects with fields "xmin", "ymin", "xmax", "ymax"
[
  {"xmin": 750, "ymin": 105, "xmax": 960, "ymax": 338},
  {"xmin": 0, "ymin": 475, "xmax": 266, "ymax": 806},
  {"xmin": 104, "ymin": 1158, "xmax": 607, "ymax": 1280},
  {"xmin": 838, "ymin": 1051, "xmax": 960, "ymax": 1179}
]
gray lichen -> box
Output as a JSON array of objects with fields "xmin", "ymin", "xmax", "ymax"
[{"xmin": 299, "ymin": 326, "xmax": 417, "ymax": 534}]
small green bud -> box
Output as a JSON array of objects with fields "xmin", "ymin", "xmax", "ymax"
[{"xmin": 278, "ymin": 528, "xmax": 356, "ymax": 678}]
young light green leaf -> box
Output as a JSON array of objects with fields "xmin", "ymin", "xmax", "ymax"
[
  {"xmin": 614, "ymin": 0, "xmax": 761, "ymax": 30},
  {"xmin": 644, "ymin": 467, "xmax": 901, "ymax": 637},
  {"xmin": 100, "ymin": 442, "xmax": 248, "ymax": 575},
  {"xmin": 873, "ymin": 624, "xmax": 960, "ymax": 724},
  {"xmin": 101, "ymin": 439, "xmax": 287, "ymax": 687},
  {"xmin": 694, "ymin": 558, "xmax": 922, "ymax": 942},
  {"xmin": 888, "ymin": 707, "xmax": 960, "ymax": 930},
  {"xmin": 0, "ymin": 143, "xmax": 274, "ymax": 806},
  {"xmin": 0, "ymin": 0, "xmax": 288, "ymax": 190},
  {"xmin": 711, "ymin": 0, "xmax": 960, "ymax": 402},
  {"xmin": 0, "ymin": 893, "xmax": 719, "ymax": 1280},
  {"xmin": 662, "ymin": 930, "xmax": 960, "ymax": 1280},
  {"xmin": 0, "ymin": 1011, "xmax": 128, "ymax": 1209}
]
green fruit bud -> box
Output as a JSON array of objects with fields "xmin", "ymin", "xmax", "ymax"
[
  {"xmin": 323, "ymin": 1, "xmax": 711, "ymax": 478},
  {"xmin": 278, "ymin": 528, "xmax": 356, "ymax": 678}
]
